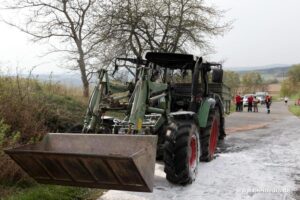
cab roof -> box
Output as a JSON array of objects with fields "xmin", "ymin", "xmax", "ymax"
[{"xmin": 145, "ymin": 52, "xmax": 199, "ymax": 70}]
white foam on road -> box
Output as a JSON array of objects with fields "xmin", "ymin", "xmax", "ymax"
[{"xmin": 99, "ymin": 116, "xmax": 300, "ymax": 200}]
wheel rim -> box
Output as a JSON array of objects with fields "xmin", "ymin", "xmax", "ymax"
[
  {"xmin": 209, "ymin": 117, "xmax": 219, "ymax": 157},
  {"xmin": 189, "ymin": 134, "xmax": 197, "ymax": 171}
]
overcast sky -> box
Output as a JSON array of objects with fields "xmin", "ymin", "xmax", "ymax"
[
  {"xmin": 211, "ymin": 0, "xmax": 300, "ymax": 68},
  {"xmin": 0, "ymin": 0, "xmax": 300, "ymax": 74}
]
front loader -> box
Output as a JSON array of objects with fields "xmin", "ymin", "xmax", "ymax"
[
  {"xmin": 5, "ymin": 52, "xmax": 231, "ymax": 192},
  {"xmin": 81, "ymin": 58, "xmax": 144, "ymax": 134}
]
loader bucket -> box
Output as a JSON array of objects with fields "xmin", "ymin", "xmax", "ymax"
[{"xmin": 4, "ymin": 133, "xmax": 157, "ymax": 192}]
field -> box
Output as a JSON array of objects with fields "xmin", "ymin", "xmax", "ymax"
[
  {"xmin": 267, "ymin": 83, "xmax": 281, "ymax": 97},
  {"xmin": 236, "ymin": 66, "xmax": 290, "ymax": 81}
]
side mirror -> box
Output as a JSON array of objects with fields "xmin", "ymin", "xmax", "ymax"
[{"xmin": 212, "ymin": 69, "xmax": 223, "ymax": 83}]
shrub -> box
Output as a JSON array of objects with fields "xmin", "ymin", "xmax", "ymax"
[
  {"xmin": 0, "ymin": 75, "xmax": 86, "ymax": 184},
  {"xmin": 0, "ymin": 120, "xmax": 31, "ymax": 185}
]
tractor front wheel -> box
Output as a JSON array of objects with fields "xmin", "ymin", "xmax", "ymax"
[{"xmin": 164, "ymin": 123, "xmax": 200, "ymax": 185}]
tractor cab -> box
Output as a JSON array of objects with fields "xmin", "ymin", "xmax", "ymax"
[{"xmin": 145, "ymin": 52, "xmax": 224, "ymax": 112}]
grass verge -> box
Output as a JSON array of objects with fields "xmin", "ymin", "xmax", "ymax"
[
  {"xmin": 0, "ymin": 75, "xmax": 101, "ymax": 200},
  {"xmin": 289, "ymin": 105, "xmax": 300, "ymax": 117},
  {"xmin": 0, "ymin": 185, "xmax": 104, "ymax": 200}
]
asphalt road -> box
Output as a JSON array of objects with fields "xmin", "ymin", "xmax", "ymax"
[
  {"xmin": 225, "ymin": 102, "xmax": 290, "ymax": 134},
  {"xmin": 99, "ymin": 102, "xmax": 300, "ymax": 200}
]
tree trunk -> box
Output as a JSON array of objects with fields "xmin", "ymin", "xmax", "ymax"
[
  {"xmin": 82, "ymin": 78, "xmax": 89, "ymax": 98},
  {"xmin": 77, "ymin": 57, "xmax": 89, "ymax": 98}
]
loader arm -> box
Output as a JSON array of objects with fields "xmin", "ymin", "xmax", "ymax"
[
  {"xmin": 82, "ymin": 70, "xmax": 107, "ymax": 133},
  {"xmin": 82, "ymin": 69, "xmax": 134, "ymax": 133},
  {"xmin": 127, "ymin": 67, "xmax": 147, "ymax": 132},
  {"xmin": 128, "ymin": 66, "xmax": 169, "ymax": 133}
]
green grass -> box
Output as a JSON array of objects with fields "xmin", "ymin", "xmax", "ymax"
[
  {"xmin": 1, "ymin": 185, "xmax": 103, "ymax": 200},
  {"xmin": 289, "ymin": 93, "xmax": 300, "ymax": 101},
  {"xmin": 2, "ymin": 185, "xmax": 85, "ymax": 200},
  {"xmin": 270, "ymin": 95, "xmax": 281, "ymax": 101},
  {"xmin": 289, "ymin": 105, "xmax": 300, "ymax": 117}
]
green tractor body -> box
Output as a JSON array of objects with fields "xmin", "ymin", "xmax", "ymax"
[{"xmin": 5, "ymin": 52, "xmax": 231, "ymax": 192}]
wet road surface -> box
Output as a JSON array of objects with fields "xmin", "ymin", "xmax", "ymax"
[{"xmin": 99, "ymin": 102, "xmax": 300, "ymax": 200}]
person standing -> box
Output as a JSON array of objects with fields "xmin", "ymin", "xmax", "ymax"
[
  {"xmin": 253, "ymin": 96, "xmax": 259, "ymax": 112},
  {"xmin": 235, "ymin": 94, "xmax": 242, "ymax": 112},
  {"xmin": 265, "ymin": 95, "xmax": 272, "ymax": 114},
  {"xmin": 247, "ymin": 95, "xmax": 254, "ymax": 112},
  {"xmin": 284, "ymin": 96, "xmax": 289, "ymax": 105}
]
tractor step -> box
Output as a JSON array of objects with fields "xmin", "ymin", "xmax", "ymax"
[{"xmin": 5, "ymin": 133, "xmax": 157, "ymax": 192}]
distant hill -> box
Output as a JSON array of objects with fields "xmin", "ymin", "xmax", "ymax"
[
  {"xmin": 228, "ymin": 64, "xmax": 290, "ymax": 72},
  {"xmin": 228, "ymin": 64, "xmax": 291, "ymax": 81}
]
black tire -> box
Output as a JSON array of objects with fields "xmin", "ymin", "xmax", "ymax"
[
  {"xmin": 200, "ymin": 108, "xmax": 220, "ymax": 162},
  {"xmin": 164, "ymin": 123, "xmax": 200, "ymax": 185}
]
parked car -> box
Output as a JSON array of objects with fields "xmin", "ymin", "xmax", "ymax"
[
  {"xmin": 243, "ymin": 94, "xmax": 254, "ymax": 107},
  {"xmin": 255, "ymin": 92, "xmax": 268, "ymax": 104}
]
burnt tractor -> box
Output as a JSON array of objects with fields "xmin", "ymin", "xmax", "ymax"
[{"xmin": 5, "ymin": 52, "xmax": 231, "ymax": 192}]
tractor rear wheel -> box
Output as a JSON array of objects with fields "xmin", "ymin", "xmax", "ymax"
[
  {"xmin": 200, "ymin": 108, "xmax": 220, "ymax": 162},
  {"xmin": 164, "ymin": 124, "xmax": 200, "ymax": 185}
]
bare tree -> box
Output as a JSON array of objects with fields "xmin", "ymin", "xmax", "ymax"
[
  {"xmin": 3, "ymin": 0, "xmax": 107, "ymax": 97},
  {"xmin": 101, "ymin": 0, "xmax": 230, "ymax": 58},
  {"xmin": 3, "ymin": 0, "xmax": 231, "ymax": 96}
]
